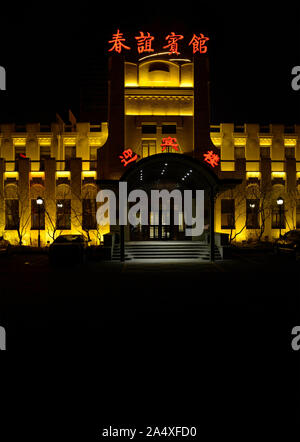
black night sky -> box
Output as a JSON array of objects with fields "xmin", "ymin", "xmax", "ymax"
[
  {"xmin": 0, "ymin": 3, "xmax": 299, "ymax": 125},
  {"xmin": 1, "ymin": 3, "xmax": 300, "ymax": 436}
]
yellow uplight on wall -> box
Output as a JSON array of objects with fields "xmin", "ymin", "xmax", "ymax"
[
  {"xmin": 272, "ymin": 171, "xmax": 286, "ymax": 178},
  {"xmin": 56, "ymin": 171, "xmax": 71, "ymax": 178},
  {"xmin": 260, "ymin": 138, "xmax": 272, "ymax": 146},
  {"xmin": 82, "ymin": 171, "xmax": 97, "ymax": 179},
  {"xmin": 246, "ymin": 171, "xmax": 261, "ymax": 178},
  {"xmin": 30, "ymin": 171, "xmax": 45, "ymax": 179},
  {"xmin": 284, "ymin": 139, "xmax": 297, "ymax": 147},
  {"xmin": 4, "ymin": 171, "xmax": 19, "ymax": 179},
  {"xmin": 125, "ymin": 82, "xmax": 138, "ymax": 87}
]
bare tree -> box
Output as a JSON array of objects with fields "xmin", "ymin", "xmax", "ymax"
[
  {"xmin": 6, "ymin": 191, "xmax": 31, "ymax": 245},
  {"xmin": 71, "ymin": 184, "xmax": 97, "ymax": 242},
  {"xmin": 223, "ymin": 181, "xmax": 275, "ymax": 243}
]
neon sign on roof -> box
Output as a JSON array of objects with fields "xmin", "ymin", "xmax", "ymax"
[{"xmin": 108, "ymin": 30, "xmax": 209, "ymax": 55}]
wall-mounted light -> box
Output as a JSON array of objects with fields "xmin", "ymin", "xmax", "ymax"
[{"xmin": 36, "ymin": 196, "xmax": 44, "ymax": 248}]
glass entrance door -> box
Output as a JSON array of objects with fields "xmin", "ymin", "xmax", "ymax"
[
  {"xmin": 149, "ymin": 203, "xmax": 185, "ymax": 240},
  {"xmin": 129, "ymin": 192, "xmax": 187, "ymax": 241}
]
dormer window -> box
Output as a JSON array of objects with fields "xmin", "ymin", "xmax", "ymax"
[{"xmin": 148, "ymin": 62, "xmax": 170, "ymax": 73}]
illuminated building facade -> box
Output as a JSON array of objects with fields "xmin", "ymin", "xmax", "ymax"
[
  {"xmin": 0, "ymin": 122, "xmax": 108, "ymax": 246},
  {"xmin": 0, "ymin": 51, "xmax": 300, "ymax": 249}
]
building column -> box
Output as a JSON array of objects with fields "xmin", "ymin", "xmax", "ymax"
[
  {"xmin": 120, "ymin": 224, "xmax": 125, "ymax": 262},
  {"xmin": 18, "ymin": 158, "xmax": 30, "ymax": 245},
  {"xmin": 44, "ymin": 158, "xmax": 56, "ymax": 242},
  {"xmin": 0, "ymin": 159, "xmax": 4, "ymax": 234},
  {"xmin": 260, "ymin": 146, "xmax": 272, "ymax": 240},
  {"xmin": 71, "ymin": 158, "xmax": 82, "ymax": 233},
  {"xmin": 210, "ymin": 187, "xmax": 215, "ymax": 262},
  {"xmin": 285, "ymin": 155, "xmax": 296, "ymax": 229}
]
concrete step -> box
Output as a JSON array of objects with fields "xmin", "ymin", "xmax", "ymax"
[{"xmin": 112, "ymin": 242, "xmax": 222, "ymax": 261}]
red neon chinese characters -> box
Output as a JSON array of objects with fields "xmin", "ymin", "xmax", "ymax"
[
  {"xmin": 108, "ymin": 30, "xmax": 131, "ymax": 53},
  {"xmin": 163, "ymin": 32, "xmax": 184, "ymax": 55},
  {"xmin": 203, "ymin": 150, "xmax": 220, "ymax": 168},
  {"xmin": 119, "ymin": 149, "xmax": 138, "ymax": 167},
  {"xmin": 189, "ymin": 33, "xmax": 209, "ymax": 54},
  {"xmin": 161, "ymin": 137, "xmax": 179, "ymax": 152},
  {"xmin": 135, "ymin": 31, "xmax": 155, "ymax": 54}
]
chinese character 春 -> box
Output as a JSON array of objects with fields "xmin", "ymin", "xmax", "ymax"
[
  {"xmin": 189, "ymin": 33, "xmax": 209, "ymax": 54},
  {"xmin": 119, "ymin": 149, "xmax": 138, "ymax": 167},
  {"xmin": 135, "ymin": 31, "xmax": 155, "ymax": 54},
  {"xmin": 163, "ymin": 32, "xmax": 184, "ymax": 55},
  {"xmin": 108, "ymin": 30, "xmax": 131, "ymax": 53},
  {"xmin": 161, "ymin": 137, "xmax": 179, "ymax": 152},
  {"xmin": 203, "ymin": 150, "xmax": 220, "ymax": 168}
]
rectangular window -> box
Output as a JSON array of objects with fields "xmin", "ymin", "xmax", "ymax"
[
  {"xmin": 31, "ymin": 200, "xmax": 45, "ymax": 230},
  {"xmin": 56, "ymin": 199, "xmax": 71, "ymax": 230},
  {"xmin": 5, "ymin": 200, "xmax": 19, "ymax": 230},
  {"xmin": 65, "ymin": 145, "xmax": 76, "ymax": 170},
  {"xmin": 221, "ymin": 199, "xmax": 235, "ymax": 229},
  {"xmin": 162, "ymin": 124, "xmax": 176, "ymax": 134},
  {"xmin": 82, "ymin": 199, "xmax": 97, "ymax": 230},
  {"xmin": 40, "ymin": 145, "xmax": 51, "ymax": 171},
  {"xmin": 246, "ymin": 199, "xmax": 260, "ymax": 229},
  {"xmin": 142, "ymin": 125, "xmax": 156, "ymax": 134},
  {"xmin": 65, "ymin": 145, "xmax": 76, "ymax": 159},
  {"xmin": 142, "ymin": 140, "xmax": 156, "ymax": 158},
  {"xmin": 40, "ymin": 145, "xmax": 51, "ymax": 160},
  {"xmin": 90, "ymin": 146, "xmax": 98, "ymax": 170},
  {"xmin": 271, "ymin": 204, "xmax": 286, "ymax": 229},
  {"xmin": 177, "ymin": 212, "xmax": 184, "ymax": 232},
  {"xmin": 15, "ymin": 146, "xmax": 26, "ymax": 170},
  {"xmin": 296, "ymin": 200, "xmax": 300, "ymax": 229},
  {"xmin": 15, "ymin": 146, "xmax": 26, "ymax": 160}
]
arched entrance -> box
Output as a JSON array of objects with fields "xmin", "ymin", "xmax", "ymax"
[{"xmin": 119, "ymin": 153, "xmax": 220, "ymax": 260}]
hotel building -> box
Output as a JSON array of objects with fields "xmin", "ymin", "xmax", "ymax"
[{"xmin": 0, "ymin": 52, "xmax": 299, "ymax": 258}]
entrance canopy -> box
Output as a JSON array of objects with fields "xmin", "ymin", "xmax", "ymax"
[{"xmin": 121, "ymin": 153, "xmax": 222, "ymax": 192}]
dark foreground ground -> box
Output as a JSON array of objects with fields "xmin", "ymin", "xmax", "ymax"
[{"xmin": 0, "ymin": 249, "xmax": 299, "ymax": 439}]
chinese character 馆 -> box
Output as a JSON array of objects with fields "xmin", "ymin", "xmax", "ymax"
[{"xmin": 189, "ymin": 33, "xmax": 209, "ymax": 54}]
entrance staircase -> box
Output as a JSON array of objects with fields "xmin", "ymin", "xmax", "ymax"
[{"xmin": 112, "ymin": 241, "xmax": 222, "ymax": 261}]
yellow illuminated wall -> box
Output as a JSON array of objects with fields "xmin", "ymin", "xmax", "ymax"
[
  {"xmin": 125, "ymin": 59, "xmax": 193, "ymax": 88},
  {"xmin": 124, "ymin": 58, "xmax": 195, "ymax": 159},
  {"xmin": 0, "ymin": 122, "xmax": 108, "ymax": 246}
]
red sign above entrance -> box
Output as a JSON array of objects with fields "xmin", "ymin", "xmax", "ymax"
[
  {"xmin": 119, "ymin": 149, "xmax": 138, "ymax": 167},
  {"xmin": 203, "ymin": 150, "xmax": 220, "ymax": 168},
  {"xmin": 161, "ymin": 137, "xmax": 180, "ymax": 152},
  {"xmin": 108, "ymin": 30, "xmax": 209, "ymax": 55}
]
